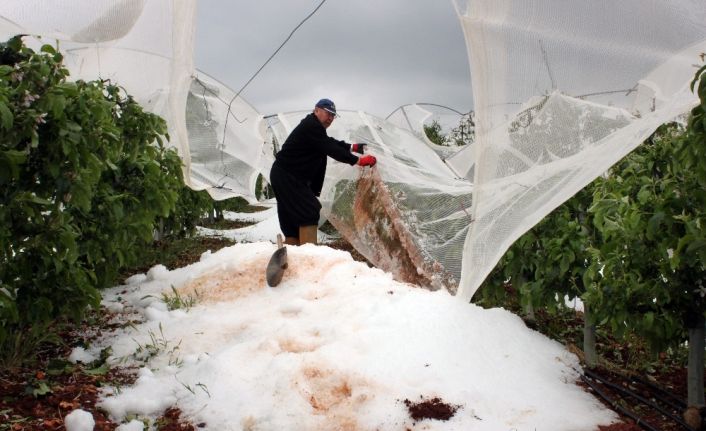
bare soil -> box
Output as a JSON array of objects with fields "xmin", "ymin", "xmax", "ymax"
[{"xmin": 403, "ymin": 396, "xmax": 461, "ymax": 421}]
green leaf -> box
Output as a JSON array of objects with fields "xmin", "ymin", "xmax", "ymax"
[
  {"xmin": 6, "ymin": 35, "xmax": 23, "ymax": 52},
  {"xmin": 40, "ymin": 44, "xmax": 56, "ymax": 55},
  {"xmin": 636, "ymin": 185, "xmax": 651, "ymax": 205},
  {"xmin": 0, "ymin": 64, "xmax": 13, "ymax": 77},
  {"xmin": 25, "ymin": 381, "xmax": 52, "ymax": 397},
  {"xmin": 19, "ymin": 194, "xmax": 53, "ymax": 206},
  {"xmin": 84, "ymin": 363, "xmax": 109, "ymax": 376},
  {"xmin": 643, "ymin": 312, "xmax": 655, "ymax": 329},
  {"xmin": 65, "ymin": 121, "xmax": 82, "ymax": 132},
  {"xmin": 646, "ymin": 212, "xmax": 664, "ymax": 240},
  {"xmin": 0, "ymin": 100, "xmax": 13, "ymax": 130},
  {"xmin": 691, "ymin": 64, "xmax": 706, "ymax": 92},
  {"xmin": 58, "ymin": 230, "xmax": 78, "ymax": 263},
  {"xmin": 46, "ymin": 358, "xmax": 75, "ymax": 376},
  {"xmin": 0, "ymin": 149, "xmax": 28, "ymax": 183},
  {"xmin": 686, "ymin": 239, "xmax": 706, "ymax": 255}
]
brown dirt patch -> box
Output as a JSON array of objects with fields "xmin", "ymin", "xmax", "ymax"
[{"xmin": 403, "ymin": 396, "xmax": 461, "ymax": 422}]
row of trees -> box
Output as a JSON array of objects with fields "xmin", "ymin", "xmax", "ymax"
[
  {"xmin": 478, "ymin": 64, "xmax": 706, "ymax": 407},
  {"xmin": 0, "ymin": 37, "xmax": 225, "ymax": 366},
  {"xmin": 423, "ymin": 111, "xmax": 475, "ymax": 147}
]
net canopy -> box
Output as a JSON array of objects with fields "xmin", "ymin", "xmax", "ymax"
[
  {"xmin": 385, "ymin": 103, "xmax": 477, "ymax": 181},
  {"xmin": 452, "ymin": 0, "xmax": 706, "ymax": 300},
  {"xmin": 0, "ymin": 0, "xmax": 474, "ymax": 289},
  {"xmin": 0, "ymin": 0, "xmax": 197, "ymax": 188},
  {"xmin": 186, "ymin": 72, "xmax": 268, "ymax": 202},
  {"xmin": 3, "ymin": 1, "xmax": 706, "ymax": 300},
  {"xmin": 0, "ymin": 0, "xmax": 270, "ymax": 203}
]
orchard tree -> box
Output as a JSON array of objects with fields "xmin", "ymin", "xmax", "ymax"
[
  {"xmin": 423, "ymin": 120, "xmax": 446, "ymax": 146},
  {"xmin": 0, "ymin": 36, "xmax": 207, "ymax": 365},
  {"xmin": 448, "ymin": 111, "xmax": 475, "ymax": 146},
  {"xmin": 587, "ymin": 64, "xmax": 706, "ymax": 407}
]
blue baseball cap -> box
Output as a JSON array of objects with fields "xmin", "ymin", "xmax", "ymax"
[{"xmin": 315, "ymin": 98, "xmax": 338, "ymax": 116}]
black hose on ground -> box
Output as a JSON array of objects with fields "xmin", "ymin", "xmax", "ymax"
[
  {"xmin": 580, "ymin": 374, "xmax": 662, "ymax": 431},
  {"xmin": 630, "ymin": 374, "xmax": 687, "ymax": 410},
  {"xmin": 583, "ymin": 369, "xmax": 691, "ymax": 430}
]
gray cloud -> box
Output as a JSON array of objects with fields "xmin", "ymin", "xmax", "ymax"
[{"xmin": 195, "ymin": 0, "xmax": 472, "ymax": 117}]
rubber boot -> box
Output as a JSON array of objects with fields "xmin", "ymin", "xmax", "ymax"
[
  {"xmin": 284, "ymin": 236, "xmax": 299, "ymax": 246},
  {"xmin": 299, "ymin": 225, "xmax": 318, "ymax": 245}
]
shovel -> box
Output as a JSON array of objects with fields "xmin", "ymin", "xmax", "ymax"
[{"xmin": 266, "ymin": 234, "xmax": 288, "ymax": 287}]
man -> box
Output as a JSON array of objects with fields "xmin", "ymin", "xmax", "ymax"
[{"xmin": 269, "ymin": 98, "xmax": 377, "ymax": 246}]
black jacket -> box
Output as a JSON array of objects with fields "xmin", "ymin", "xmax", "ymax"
[{"xmin": 274, "ymin": 113, "xmax": 359, "ymax": 196}]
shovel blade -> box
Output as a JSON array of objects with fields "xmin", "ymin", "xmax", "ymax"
[{"xmin": 266, "ymin": 247, "xmax": 288, "ymax": 287}]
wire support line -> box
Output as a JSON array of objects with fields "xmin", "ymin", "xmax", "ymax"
[
  {"xmin": 193, "ymin": 76, "xmax": 247, "ymax": 125},
  {"xmin": 384, "ymin": 103, "xmax": 472, "ymax": 120},
  {"xmin": 220, "ymin": 0, "xmax": 329, "ymax": 148}
]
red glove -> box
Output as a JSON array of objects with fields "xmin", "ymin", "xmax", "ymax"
[
  {"xmin": 357, "ymin": 154, "xmax": 377, "ymax": 167},
  {"xmin": 351, "ymin": 143, "xmax": 366, "ymax": 154}
]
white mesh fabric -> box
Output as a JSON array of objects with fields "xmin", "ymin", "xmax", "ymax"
[
  {"xmin": 386, "ymin": 104, "xmax": 456, "ymax": 158},
  {"xmin": 0, "ymin": 0, "xmax": 146, "ymax": 43},
  {"xmin": 5, "ymin": 0, "xmax": 705, "ymax": 300},
  {"xmin": 452, "ymin": 0, "xmax": 706, "ymax": 300},
  {"xmin": 385, "ymin": 104, "xmax": 473, "ymax": 178},
  {"xmin": 444, "ymin": 142, "xmax": 475, "ymax": 181},
  {"xmin": 0, "ymin": 0, "xmax": 197, "ymax": 187},
  {"xmin": 272, "ymin": 110, "xmax": 473, "ymax": 291},
  {"xmin": 186, "ymin": 72, "xmax": 267, "ymax": 202}
]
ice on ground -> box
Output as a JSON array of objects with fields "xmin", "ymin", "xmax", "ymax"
[
  {"xmin": 68, "ymin": 347, "xmax": 97, "ymax": 364},
  {"xmin": 115, "ymin": 420, "xmax": 145, "ymax": 431},
  {"xmin": 94, "ymin": 239, "xmax": 617, "ymax": 430},
  {"xmin": 64, "ymin": 409, "xmax": 95, "ymax": 431},
  {"xmin": 223, "ymin": 204, "xmax": 276, "ymax": 224}
]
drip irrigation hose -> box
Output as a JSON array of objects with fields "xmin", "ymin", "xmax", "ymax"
[
  {"xmin": 584, "ymin": 369, "xmax": 688, "ymax": 429},
  {"xmin": 580, "ymin": 374, "xmax": 661, "ymax": 431},
  {"xmin": 583, "ymin": 369, "xmax": 691, "ymax": 430},
  {"xmin": 592, "ymin": 368, "xmax": 687, "ymax": 412},
  {"xmin": 624, "ymin": 375, "xmax": 687, "ymax": 414},
  {"xmin": 585, "ymin": 368, "xmax": 690, "ymax": 427},
  {"xmin": 630, "ymin": 374, "xmax": 688, "ymax": 410}
]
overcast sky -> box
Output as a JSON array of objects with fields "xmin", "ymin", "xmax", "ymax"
[{"xmin": 194, "ymin": 0, "xmax": 472, "ymax": 118}]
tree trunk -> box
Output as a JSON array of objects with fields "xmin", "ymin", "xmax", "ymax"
[
  {"xmin": 583, "ymin": 304, "xmax": 598, "ymax": 367},
  {"xmin": 687, "ymin": 314, "xmax": 705, "ymax": 407},
  {"xmin": 518, "ymin": 274, "xmax": 536, "ymax": 323},
  {"xmin": 154, "ymin": 218, "xmax": 164, "ymax": 242}
]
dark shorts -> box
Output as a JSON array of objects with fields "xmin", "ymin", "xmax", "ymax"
[{"xmin": 269, "ymin": 162, "xmax": 321, "ymax": 237}]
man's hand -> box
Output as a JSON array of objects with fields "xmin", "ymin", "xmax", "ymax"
[
  {"xmin": 357, "ymin": 154, "xmax": 377, "ymax": 167},
  {"xmin": 351, "ymin": 143, "xmax": 367, "ymax": 154}
]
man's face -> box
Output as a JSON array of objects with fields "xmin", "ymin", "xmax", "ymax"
[{"xmin": 314, "ymin": 107, "xmax": 335, "ymax": 129}]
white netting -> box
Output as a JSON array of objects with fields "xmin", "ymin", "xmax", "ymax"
[
  {"xmin": 271, "ymin": 110, "xmax": 473, "ymax": 291},
  {"xmin": 0, "ymin": 0, "xmax": 197, "ymax": 185},
  {"xmin": 453, "ymin": 0, "xmax": 706, "ymax": 299},
  {"xmin": 0, "ymin": 0, "xmax": 147, "ymax": 43},
  {"xmin": 4, "ymin": 1, "xmax": 706, "ymax": 299},
  {"xmin": 385, "ymin": 104, "xmax": 465, "ymax": 157},
  {"xmin": 385, "ymin": 103, "xmax": 476, "ymax": 180},
  {"xmin": 186, "ymin": 72, "xmax": 268, "ymax": 202}
]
